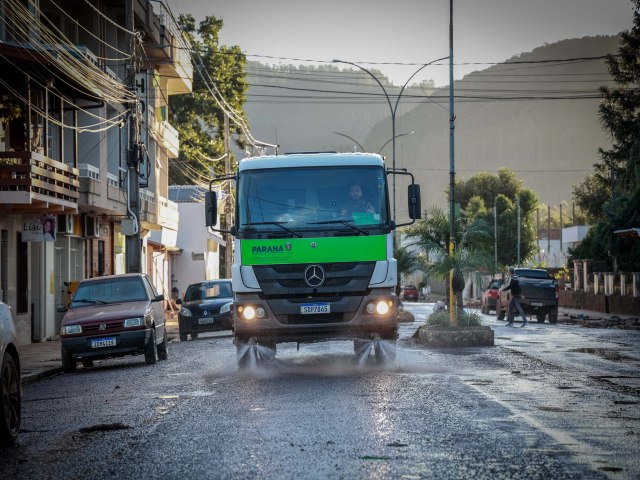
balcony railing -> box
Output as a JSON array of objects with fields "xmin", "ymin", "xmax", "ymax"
[
  {"xmin": 157, "ymin": 120, "xmax": 179, "ymax": 158},
  {"xmin": 158, "ymin": 195, "xmax": 179, "ymax": 230},
  {"xmin": 0, "ymin": 151, "xmax": 79, "ymax": 208}
]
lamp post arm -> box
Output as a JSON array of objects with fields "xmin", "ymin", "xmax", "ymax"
[
  {"xmin": 377, "ymin": 131, "xmax": 414, "ymax": 154},
  {"xmin": 333, "ymin": 59, "xmax": 394, "ymax": 115},
  {"xmin": 333, "ymin": 131, "xmax": 366, "ymax": 153},
  {"xmin": 392, "ymin": 56, "xmax": 449, "ymax": 115}
]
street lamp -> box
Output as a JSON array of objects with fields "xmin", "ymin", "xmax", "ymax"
[
  {"xmin": 333, "ymin": 130, "xmax": 415, "ymax": 155},
  {"xmin": 332, "ymin": 56, "xmax": 448, "ymax": 247}
]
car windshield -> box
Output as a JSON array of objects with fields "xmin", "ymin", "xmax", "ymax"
[
  {"xmin": 489, "ymin": 280, "xmax": 503, "ymax": 289},
  {"xmin": 237, "ymin": 166, "xmax": 389, "ymax": 235},
  {"xmin": 71, "ymin": 277, "xmax": 148, "ymax": 307},
  {"xmin": 184, "ymin": 282, "xmax": 232, "ymax": 302}
]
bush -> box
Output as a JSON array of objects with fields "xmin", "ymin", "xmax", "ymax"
[{"xmin": 426, "ymin": 309, "xmax": 483, "ymax": 327}]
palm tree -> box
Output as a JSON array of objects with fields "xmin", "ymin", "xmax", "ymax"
[
  {"xmin": 394, "ymin": 245, "xmax": 424, "ymax": 290},
  {"xmin": 403, "ymin": 206, "xmax": 493, "ymax": 322}
]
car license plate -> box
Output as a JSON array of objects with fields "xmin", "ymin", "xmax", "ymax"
[
  {"xmin": 531, "ymin": 302, "xmax": 543, "ymax": 307},
  {"xmin": 300, "ymin": 303, "xmax": 330, "ymax": 314},
  {"xmin": 198, "ymin": 318, "xmax": 214, "ymax": 325},
  {"xmin": 91, "ymin": 337, "xmax": 116, "ymax": 348}
]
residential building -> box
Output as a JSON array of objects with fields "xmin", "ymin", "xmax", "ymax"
[{"xmin": 0, "ymin": 0, "xmax": 192, "ymax": 344}]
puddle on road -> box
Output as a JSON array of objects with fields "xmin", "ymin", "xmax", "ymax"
[{"xmin": 568, "ymin": 348, "xmax": 638, "ymax": 363}]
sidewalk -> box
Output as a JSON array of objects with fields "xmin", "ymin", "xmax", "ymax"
[{"xmin": 18, "ymin": 314, "xmax": 179, "ymax": 385}]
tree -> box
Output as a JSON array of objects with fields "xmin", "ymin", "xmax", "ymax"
[
  {"xmin": 169, "ymin": 14, "xmax": 248, "ymax": 185},
  {"xmin": 455, "ymin": 168, "xmax": 538, "ymax": 268},
  {"xmin": 403, "ymin": 206, "xmax": 493, "ymax": 320},
  {"xmin": 394, "ymin": 245, "xmax": 424, "ymax": 286},
  {"xmin": 571, "ymin": 0, "xmax": 640, "ymax": 271}
]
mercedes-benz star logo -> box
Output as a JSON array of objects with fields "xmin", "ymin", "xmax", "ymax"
[{"xmin": 304, "ymin": 264, "xmax": 325, "ymax": 288}]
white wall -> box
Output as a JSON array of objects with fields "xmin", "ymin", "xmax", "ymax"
[{"xmin": 172, "ymin": 202, "xmax": 224, "ymax": 296}]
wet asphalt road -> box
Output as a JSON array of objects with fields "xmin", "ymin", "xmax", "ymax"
[{"xmin": 1, "ymin": 303, "xmax": 639, "ymax": 479}]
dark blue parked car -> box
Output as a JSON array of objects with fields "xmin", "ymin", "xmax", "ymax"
[{"xmin": 177, "ymin": 279, "xmax": 233, "ymax": 341}]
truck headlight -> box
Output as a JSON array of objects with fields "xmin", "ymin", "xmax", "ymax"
[
  {"xmin": 366, "ymin": 300, "xmax": 392, "ymax": 316},
  {"xmin": 242, "ymin": 306, "xmax": 256, "ymax": 320},
  {"xmin": 124, "ymin": 317, "xmax": 143, "ymax": 328},
  {"xmin": 63, "ymin": 324, "xmax": 82, "ymax": 335},
  {"xmin": 376, "ymin": 301, "xmax": 390, "ymax": 315},
  {"xmin": 179, "ymin": 307, "xmax": 192, "ymax": 317}
]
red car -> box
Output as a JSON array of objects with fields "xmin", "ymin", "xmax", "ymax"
[
  {"xmin": 60, "ymin": 273, "xmax": 168, "ymax": 372},
  {"xmin": 481, "ymin": 278, "xmax": 503, "ymax": 314},
  {"xmin": 401, "ymin": 285, "xmax": 419, "ymax": 302}
]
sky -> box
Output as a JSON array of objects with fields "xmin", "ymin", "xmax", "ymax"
[{"xmin": 168, "ymin": 0, "xmax": 634, "ymax": 87}]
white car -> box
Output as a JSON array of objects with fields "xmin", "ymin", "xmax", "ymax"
[{"xmin": 0, "ymin": 302, "xmax": 21, "ymax": 445}]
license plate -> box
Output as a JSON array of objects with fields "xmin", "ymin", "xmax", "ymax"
[
  {"xmin": 300, "ymin": 303, "xmax": 330, "ymax": 314},
  {"xmin": 531, "ymin": 302, "xmax": 543, "ymax": 307},
  {"xmin": 198, "ymin": 318, "xmax": 214, "ymax": 325},
  {"xmin": 91, "ymin": 337, "xmax": 116, "ymax": 348}
]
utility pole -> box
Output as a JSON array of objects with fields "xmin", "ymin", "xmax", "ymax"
[
  {"xmin": 494, "ymin": 205, "xmax": 498, "ymax": 271},
  {"xmin": 223, "ymin": 113, "xmax": 233, "ymax": 279},
  {"xmin": 125, "ymin": 0, "xmax": 142, "ymax": 273},
  {"xmin": 448, "ymin": 0, "xmax": 457, "ymax": 323},
  {"xmin": 516, "ymin": 196, "xmax": 520, "ymax": 266}
]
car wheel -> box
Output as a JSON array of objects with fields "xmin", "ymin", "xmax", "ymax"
[
  {"xmin": 536, "ymin": 313, "xmax": 546, "ymax": 323},
  {"xmin": 0, "ymin": 352, "xmax": 21, "ymax": 446},
  {"xmin": 81, "ymin": 359, "xmax": 94, "ymax": 368},
  {"xmin": 496, "ymin": 301, "xmax": 505, "ymax": 321},
  {"xmin": 61, "ymin": 347, "xmax": 76, "ymax": 373},
  {"xmin": 191, "ymin": 332, "xmax": 199, "ymax": 340},
  {"xmin": 179, "ymin": 333, "xmax": 187, "ymax": 342},
  {"xmin": 144, "ymin": 328, "xmax": 158, "ymax": 365},
  {"xmin": 157, "ymin": 329, "xmax": 168, "ymax": 361},
  {"xmin": 480, "ymin": 304, "xmax": 487, "ymax": 314}
]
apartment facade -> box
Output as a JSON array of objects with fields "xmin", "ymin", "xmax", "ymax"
[{"xmin": 0, "ymin": 0, "xmax": 192, "ymax": 344}]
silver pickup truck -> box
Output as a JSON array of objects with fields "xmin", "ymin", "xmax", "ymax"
[{"xmin": 496, "ymin": 268, "xmax": 559, "ymax": 323}]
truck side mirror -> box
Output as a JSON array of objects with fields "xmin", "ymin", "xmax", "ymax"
[
  {"xmin": 205, "ymin": 190, "xmax": 218, "ymax": 227},
  {"xmin": 408, "ymin": 184, "xmax": 421, "ymax": 219}
]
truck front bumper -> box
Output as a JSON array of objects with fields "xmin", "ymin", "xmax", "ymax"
[{"xmin": 233, "ymin": 290, "xmax": 398, "ymax": 343}]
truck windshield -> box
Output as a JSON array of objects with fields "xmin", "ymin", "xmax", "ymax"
[{"xmin": 237, "ymin": 166, "xmax": 389, "ymax": 234}]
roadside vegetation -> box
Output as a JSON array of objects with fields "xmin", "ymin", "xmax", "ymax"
[{"xmin": 570, "ymin": 0, "xmax": 640, "ymax": 272}]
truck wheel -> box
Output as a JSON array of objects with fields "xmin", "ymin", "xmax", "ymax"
[
  {"xmin": 496, "ymin": 301, "xmax": 505, "ymax": 321},
  {"xmin": 144, "ymin": 329, "xmax": 158, "ymax": 365},
  {"xmin": 61, "ymin": 347, "xmax": 76, "ymax": 373},
  {"xmin": 257, "ymin": 341, "xmax": 276, "ymax": 361},
  {"xmin": 374, "ymin": 340, "xmax": 396, "ymax": 364},
  {"xmin": 354, "ymin": 339, "xmax": 370, "ymax": 356},
  {"xmin": 549, "ymin": 309, "xmax": 558, "ymax": 324},
  {"xmin": 236, "ymin": 342, "xmax": 253, "ymax": 368},
  {"xmin": 536, "ymin": 314, "xmax": 546, "ymax": 323}
]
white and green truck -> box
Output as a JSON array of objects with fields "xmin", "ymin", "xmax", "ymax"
[{"xmin": 205, "ymin": 152, "xmax": 421, "ymax": 366}]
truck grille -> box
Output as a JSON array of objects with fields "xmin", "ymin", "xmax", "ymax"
[{"xmin": 254, "ymin": 262, "xmax": 376, "ymax": 296}]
